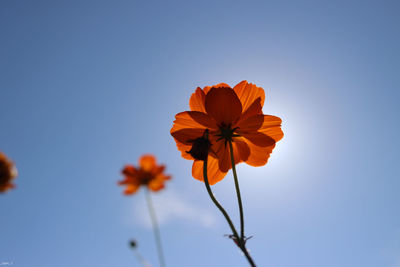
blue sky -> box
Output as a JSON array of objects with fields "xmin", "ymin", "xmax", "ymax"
[{"xmin": 1, "ymin": 0, "xmax": 399, "ymax": 266}]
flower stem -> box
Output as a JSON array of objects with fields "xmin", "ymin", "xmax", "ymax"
[
  {"xmin": 202, "ymin": 156, "xmax": 240, "ymax": 240},
  {"xmin": 228, "ymin": 140, "xmax": 257, "ymax": 267},
  {"xmin": 203, "ymin": 156, "xmax": 256, "ymax": 266},
  {"xmin": 228, "ymin": 140, "xmax": 244, "ymax": 239},
  {"xmin": 239, "ymin": 244, "xmax": 257, "ymax": 267},
  {"xmin": 145, "ymin": 189, "xmax": 166, "ymax": 267},
  {"xmin": 132, "ymin": 249, "xmax": 151, "ymax": 267}
]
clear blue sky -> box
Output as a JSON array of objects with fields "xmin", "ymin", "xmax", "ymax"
[{"xmin": 1, "ymin": 0, "xmax": 399, "ymax": 266}]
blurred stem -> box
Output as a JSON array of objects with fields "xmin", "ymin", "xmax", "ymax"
[
  {"xmin": 132, "ymin": 249, "xmax": 151, "ymax": 267},
  {"xmin": 145, "ymin": 189, "xmax": 166, "ymax": 267}
]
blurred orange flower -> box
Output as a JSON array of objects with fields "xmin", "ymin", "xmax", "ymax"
[
  {"xmin": 0, "ymin": 152, "xmax": 17, "ymax": 193},
  {"xmin": 170, "ymin": 81, "xmax": 283, "ymax": 185},
  {"xmin": 119, "ymin": 154, "xmax": 171, "ymax": 195}
]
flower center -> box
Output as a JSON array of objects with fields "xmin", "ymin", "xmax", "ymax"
[
  {"xmin": 139, "ymin": 172, "xmax": 153, "ymax": 185},
  {"xmin": 216, "ymin": 124, "xmax": 240, "ymax": 144}
]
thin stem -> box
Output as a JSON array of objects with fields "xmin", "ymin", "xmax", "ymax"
[
  {"xmin": 239, "ymin": 245, "xmax": 257, "ymax": 267},
  {"xmin": 202, "ymin": 156, "xmax": 240, "ymax": 239},
  {"xmin": 203, "ymin": 157, "xmax": 256, "ymax": 267},
  {"xmin": 133, "ymin": 249, "xmax": 151, "ymax": 267},
  {"xmin": 145, "ymin": 189, "xmax": 166, "ymax": 267},
  {"xmin": 228, "ymin": 141, "xmax": 257, "ymax": 267},
  {"xmin": 228, "ymin": 140, "xmax": 245, "ymax": 239}
]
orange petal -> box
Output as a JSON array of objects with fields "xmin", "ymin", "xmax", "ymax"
[
  {"xmin": 148, "ymin": 180, "xmax": 165, "ymax": 192},
  {"xmin": 238, "ymin": 115, "xmax": 282, "ymax": 133},
  {"xmin": 239, "ymin": 97, "xmax": 262, "ymax": 122},
  {"xmin": 234, "ymin": 138, "xmax": 250, "ymax": 163},
  {"xmin": 0, "ymin": 184, "xmax": 14, "ymax": 193},
  {"xmin": 153, "ymin": 165, "xmax": 166, "ymax": 176},
  {"xmin": 205, "ymin": 87, "xmax": 242, "ymax": 126},
  {"xmin": 192, "ymin": 156, "xmax": 227, "ymax": 185},
  {"xmin": 171, "ymin": 111, "xmax": 217, "ymax": 133},
  {"xmin": 213, "ymin": 138, "xmax": 249, "ymax": 172},
  {"xmin": 189, "ymin": 87, "xmax": 206, "ymax": 112},
  {"xmin": 237, "ymin": 115, "xmax": 282, "ymax": 146},
  {"xmin": 149, "ymin": 173, "xmax": 171, "ymax": 191},
  {"xmin": 243, "ymin": 139, "xmax": 276, "ymax": 167},
  {"xmin": 171, "ymin": 128, "xmax": 206, "ymax": 145},
  {"xmin": 237, "ymin": 114, "xmax": 265, "ymax": 132},
  {"xmin": 139, "ymin": 155, "xmax": 156, "ymax": 172},
  {"xmin": 124, "ymin": 183, "xmax": 140, "ymax": 195},
  {"xmin": 203, "ymin": 83, "xmax": 230, "ymax": 94},
  {"xmin": 122, "ymin": 165, "xmax": 139, "ymax": 178},
  {"xmin": 241, "ymin": 132, "xmax": 276, "ymax": 147},
  {"xmin": 174, "ymin": 140, "xmax": 194, "ymax": 160},
  {"xmin": 188, "ymin": 111, "xmax": 218, "ymax": 129},
  {"xmin": 257, "ymin": 116, "xmax": 284, "ymax": 142},
  {"xmin": 188, "ymin": 82, "xmax": 233, "ymax": 115},
  {"xmin": 217, "ymin": 143, "xmax": 231, "ymax": 172},
  {"xmin": 233, "ymin": 81, "xmax": 265, "ymax": 114}
]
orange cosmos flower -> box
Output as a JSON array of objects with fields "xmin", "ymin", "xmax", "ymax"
[
  {"xmin": 170, "ymin": 81, "xmax": 283, "ymax": 185},
  {"xmin": 0, "ymin": 152, "xmax": 17, "ymax": 193},
  {"xmin": 119, "ymin": 154, "xmax": 171, "ymax": 195}
]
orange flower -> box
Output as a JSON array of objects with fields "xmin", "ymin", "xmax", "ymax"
[
  {"xmin": 0, "ymin": 152, "xmax": 17, "ymax": 193},
  {"xmin": 119, "ymin": 154, "xmax": 171, "ymax": 195},
  {"xmin": 170, "ymin": 81, "xmax": 283, "ymax": 185}
]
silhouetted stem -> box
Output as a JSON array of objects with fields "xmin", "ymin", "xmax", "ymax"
[
  {"xmin": 203, "ymin": 156, "xmax": 256, "ymax": 266},
  {"xmin": 202, "ymin": 156, "xmax": 239, "ymax": 239},
  {"xmin": 145, "ymin": 189, "xmax": 166, "ymax": 267},
  {"xmin": 239, "ymin": 244, "xmax": 257, "ymax": 267},
  {"xmin": 228, "ymin": 141, "xmax": 257, "ymax": 267},
  {"xmin": 228, "ymin": 140, "xmax": 245, "ymax": 239}
]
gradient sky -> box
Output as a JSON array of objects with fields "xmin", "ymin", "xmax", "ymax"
[{"xmin": 1, "ymin": 0, "xmax": 400, "ymax": 267}]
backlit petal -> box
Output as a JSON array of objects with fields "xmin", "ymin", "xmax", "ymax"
[
  {"xmin": 241, "ymin": 132, "xmax": 276, "ymax": 147},
  {"xmin": 171, "ymin": 111, "xmax": 217, "ymax": 133},
  {"xmin": 237, "ymin": 115, "xmax": 282, "ymax": 146},
  {"xmin": 234, "ymin": 138, "xmax": 251, "ymax": 163},
  {"xmin": 217, "ymin": 143, "xmax": 231, "ymax": 172},
  {"xmin": 203, "ymin": 83, "xmax": 230, "ymax": 94},
  {"xmin": 139, "ymin": 155, "xmax": 156, "ymax": 172},
  {"xmin": 149, "ymin": 175, "xmax": 168, "ymax": 191},
  {"xmin": 192, "ymin": 156, "xmax": 227, "ymax": 185},
  {"xmin": 257, "ymin": 116, "xmax": 284, "ymax": 142},
  {"xmin": 122, "ymin": 165, "xmax": 139, "ymax": 178},
  {"xmin": 243, "ymin": 139, "xmax": 276, "ymax": 167},
  {"xmin": 212, "ymin": 139, "xmax": 249, "ymax": 172},
  {"xmin": 238, "ymin": 115, "xmax": 282, "ymax": 133},
  {"xmin": 189, "ymin": 87, "xmax": 206, "ymax": 112},
  {"xmin": 175, "ymin": 140, "xmax": 194, "ymax": 160},
  {"xmin": 239, "ymin": 97, "xmax": 262, "ymax": 122},
  {"xmin": 124, "ymin": 183, "xmax": 140, "ymax": 195},
  {"xmin": 205, "ymin": 87, "xmax": 242, "ymax": 126},
  {"xmin": 233, "ymin": 80, "xmax": 265, "ymax": 113},
  {"xmin": 171, "ymin": 128, "xmax": 206, "ymax": 145}
]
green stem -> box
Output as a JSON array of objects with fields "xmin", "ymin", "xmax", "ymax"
[
  {"xmin": 228, "ymin": 140, "xmax": 245, "ymax": 239},
  {"xmin": 202, "ymin": 156, "xmax": 240, "ymax": 240},
  {"xmin": 145, "ymin": 189, "xmax": 166, "ymax": 267}
]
